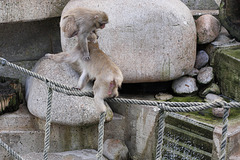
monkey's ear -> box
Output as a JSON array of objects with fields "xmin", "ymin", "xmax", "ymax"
[
  {"xmin": 61, "ymin": 15, "xmax": 78, "ymax": 38},
  {"xmin": 94, "ymin": 15, "xmax": 99, "ymax": 19}
]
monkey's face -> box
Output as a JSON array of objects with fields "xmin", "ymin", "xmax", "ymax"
[{"xmin": 95, "ymin": 12, "xmax": 108, "ymax": 29}]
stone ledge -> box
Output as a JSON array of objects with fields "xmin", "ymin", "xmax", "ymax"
[
  {"xmin": 0, "ymin": 0, "xmax": 69, "ymax": 23},
  {"xmin": 191, "ymin": 10, "xmax": 219, "ymax": 17},
  {"xmin": 213, "ymin": 46, "xmax": 240, "ymax": 101}
]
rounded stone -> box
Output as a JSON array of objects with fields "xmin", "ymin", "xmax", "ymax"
[
  {"xmin": 196, "ymin": 14, "xmax": 221, "ymax": 44},
  {"xmin": 195, "ymin": 50, "xmax": 209, "ymax": 69},
  {"xmin": 155, "ymin": 93, "xmax": 173, "ymax": 101},
  {"xmin": 172, "ymin": 76, "xmax": 198, "ymax": 95},
  {"xmin": 103, "ymin": 139, "xmax": 129, "ymax": 160},
  {"xmin": 25, "ymin": 57, "xmax": 113, "ymax": 126},
  {"xmin": 197, "ymin": 67, "xmax": 214, "ymax": 84},
  {"xmin": 61, "ymin": 0, "xmax": 196, "ymax": 83}
]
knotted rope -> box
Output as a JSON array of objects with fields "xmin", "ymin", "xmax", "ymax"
[
  {"xmin": 97, "ymin": 112, "xmax": 106, "ymax": 160},
  {"xmin": 0, "ymin": 57, "xmax": 237, "ymax": 159},
  {"xmin": 43, "ymin": 84, "xmax": 53, "ymax": 160},
  {"xmin": 155, "ymin": 105, "xmax": 166, "ymax": 160}
]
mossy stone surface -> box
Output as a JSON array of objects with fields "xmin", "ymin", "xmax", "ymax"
[{"xmin": 213, "ymin": 46, "xmax": 240, "ymax": 101}]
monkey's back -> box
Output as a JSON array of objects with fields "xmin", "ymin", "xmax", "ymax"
[{"xmin": 82, "ymin": 42, "xmax": 123, "ymax": 85}]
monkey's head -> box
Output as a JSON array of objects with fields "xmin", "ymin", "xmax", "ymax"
[
  {"xmin": 87, "ymin": 31, "xmax": 98, "ymax": 43},
  {"xmin": 94, "ymin": 11, "xmax": 108, "ymax": 29}
]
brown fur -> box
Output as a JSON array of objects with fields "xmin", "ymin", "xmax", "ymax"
[
  {"xmin": 45, "ymin": 33, "xmax": 123, "ymax": 112},
  {"xmin": 60, "ymin": 7, "xmax": 108, "ymax": 61}
]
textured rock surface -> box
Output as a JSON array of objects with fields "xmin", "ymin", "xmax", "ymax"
[
  {"xmin": 197, "ymin": 67, "xmax": 214, "ymax": 84},
  {"xmin": 213, "ymin": 46, "xmax": 240, "ymax": 101},
  {"xmin": 0, "ymin": 0, "xmax": 69, "ymax": 23},
  {"xmin": 103, "ymin": 139, "xmax": 129, "ymax": 160},
  {"xmin": 180, "ymin": 0, "xmax": 219, "ymax": 10},
  {"xmin": 204, "ymin": 93, "xmax": 224, "ymax": 103},
  {"xmin": 195, "ymin": 50, "xmax": 209, "ymax": 69},
  {"xmin": 155, "ymin": 92, "xmax": 173, "ymax": 101},
  {"xmin": 61, "ymin": 0, "xmax": 196, "ymax": 83},
  {"xmin": 196, "ymin": 14, "xmax": 221, "ymax": 44},
  {"xmin": 172, "ymin": 76, "xmax": 198, "ymax": 95},
  {"xmin": 25, "ymin": 57, "xmax": 113, "ymax": 126},
  {"xmin": 187, "ymin": 68, "xmax": 199, "ymax": 77},
  {"xmin": 22, "ymin": 149, "xmax": 107, "ymax": 160}
]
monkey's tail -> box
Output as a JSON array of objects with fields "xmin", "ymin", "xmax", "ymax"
[{"xmin": 94, "ymin": 96, "xmax": 107, "ymax": 113}]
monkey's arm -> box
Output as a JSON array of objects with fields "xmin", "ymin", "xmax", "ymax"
[
  {"xmin": 78, "ymin": 33, "xmax": 90, "ymax": 61},
  {"xmin": 45, "ymin": 52, "xmax": 68, "ymax": 63},
  {"xmin": 77, "ymin": 70, "xmax": 89, "ymax": 89}
]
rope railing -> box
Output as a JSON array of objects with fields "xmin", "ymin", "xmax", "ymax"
[{"xmin": 0, "ymin": 57, "xmax": 237, "ymax": 160}]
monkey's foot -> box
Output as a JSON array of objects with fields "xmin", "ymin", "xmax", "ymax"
[
  {"xmin": 45, "ymin": 53, "xmax": 53, "ymax": 59},
  {"xmin": 82, "ymin": 55, "xmax": 91, "ymax": 61}
]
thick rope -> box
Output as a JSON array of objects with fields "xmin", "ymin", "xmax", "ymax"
[
  {"xmin": 220, "ymin": 107, "xmax": 230, "ymax": 160},
  {"xmin": 43, "ymin": 85, "xmax": 53, "ymax": 160},
  {"xmin": 0, "ymin": 139, "xmax": 24, "ymax": 160},
  {"xmin": 1, "ymin": 57, "xmax": 238, "ymax": 160},
  {"xmin": 97, "ymin": 112, "xmax": 106, "ymax": 160},
  {"xmin": 155, "ymin": 106, "xmax": 166, "ymax": 160}
]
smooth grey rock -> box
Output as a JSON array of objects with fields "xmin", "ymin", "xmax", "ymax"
[
  {"xmin": 172, "ymin": 76, "xmax": 198, "ymax": 95},
  {"xmin": 196, "ymin": 14, "xmax": 221, "ymax": 44},
  {"xmin": 22, "ymin": 149, "xmax": 107, "ymax": 160},
  {"xmin": 195, "ymin": 50, "xmax": 209, "ymax": 69},
  {"xmin": 155, "ymin": 92, "xmax": 173, "ymax": 101},
  {"xmin": 25, "ymin": 57, "xmax": 113, "ymax": 126},
  {"xmin": 61, "ymin": 0, "xmax": 196, "ymax": 83},
  {"xmin": 204, "ymin": 93, "xmax": 224, "ymax": 103},
  {"xmin": 187, "ymin": 68, "xmax": 199, "ymax": 77},
  {"xmin": 103, "ymin": 139, "xmax": 129, "ymax": 160},
  {"xmin": 197, "ymin": 67, "xmax": 214, "ymax": 84}
]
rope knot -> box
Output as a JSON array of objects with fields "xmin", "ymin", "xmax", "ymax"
[
  {"xmin": 0, "ymin": 58, "xmax": 6, "ymax": 66},
  {"xmin": 157, "ymin": 103, "xmax": 166, "ymax": 111},
  {"xmin": 46, "ymin": 80, "xmax": 54, "ymax": 89},
  {"xmin": 214, "ymin": 100, "xmax": 228, "ymax": 108}
]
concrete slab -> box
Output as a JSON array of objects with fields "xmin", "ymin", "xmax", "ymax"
[{"xmin": 0, "ymin": 0, "xmax": 69, "ymax": 23}]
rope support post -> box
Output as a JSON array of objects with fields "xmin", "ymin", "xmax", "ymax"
[
  {"xmin": 97, "ymin": 112, "xmax": 106, "ymax": 160},
  {"xmin": 220, "ymin": 106, "xmax": 230, "ymax": 160},
  {"xmin": 43, "ymin": 85, "xmax": 53, "ymax": 160},
  {"xmin": 155, "ymin": 106, "xmax": 166, "ymax": 160}
]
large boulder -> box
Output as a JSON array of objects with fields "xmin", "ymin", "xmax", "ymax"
[
  {"xmin": 61, "ymin": 0, "xmax": 197, "ymax": 83},
  {"xmin": 25, "ymin": 57, "xmax": 113, "ymax": 126}
]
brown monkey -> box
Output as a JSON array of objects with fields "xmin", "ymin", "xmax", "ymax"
[
  {"xmin": 60, "ymin": 7, "xmax": 108, "ymax": 61},
  {"xmin": 46, "ymin": 32, "xmax": 123, "ymax": 113}
]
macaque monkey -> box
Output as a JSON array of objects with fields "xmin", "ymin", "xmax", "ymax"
[
  {"xmin": 45, "ymin": 32, "xmax": 123, "ymax": 113},
  {"xmin": 60, "ymin": 7, "xmax": 108, "ymax": 61}
]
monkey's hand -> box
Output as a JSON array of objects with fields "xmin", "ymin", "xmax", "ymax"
[{"xmin": 82, "ymin": 55, "xmax": 91, "ymax": 61}]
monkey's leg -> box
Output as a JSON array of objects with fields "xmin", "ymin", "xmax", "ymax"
[
  {"xmin": 45, "ymin": 52, "xmax": 69, "ymax": 63},
  {"xmin": 78, "ymin": 34, "xmax": 90, "ymax": 61},
  {"xmin": 76, "ymin": 71, "xmax": 89, "ymax": 90}
]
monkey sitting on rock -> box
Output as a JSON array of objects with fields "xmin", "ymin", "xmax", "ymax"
[{"xmin": 46, "ymin": 32, "xmax": 123, "ymax": 113}]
